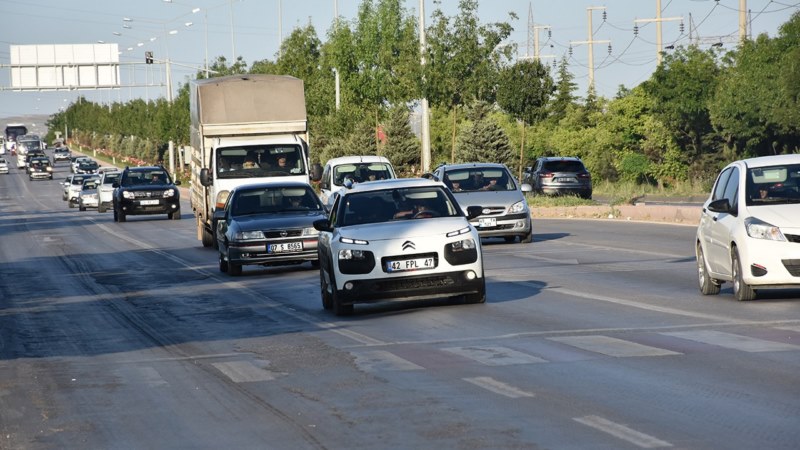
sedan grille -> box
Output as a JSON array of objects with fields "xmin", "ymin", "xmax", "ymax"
[
  {"xmin": 781, "ymin": 259, "xmax": 800, "ymax": 277},
  {"xmin": 264, "ymin": 229, "xmax": 303, "ymax": 238}
]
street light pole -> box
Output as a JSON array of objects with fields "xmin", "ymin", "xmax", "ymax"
[{"xmin": 229, "ymin": 0, "xmax": 236, "ymax": 62}]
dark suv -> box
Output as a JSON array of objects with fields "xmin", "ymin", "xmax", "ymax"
[
  {"xmin": 524, "ymin": 156, "xmax": 592, "ymax": 199},
  {"xmin": 113, "ymin": 166, "xmax": 182, "ymax": 222}
]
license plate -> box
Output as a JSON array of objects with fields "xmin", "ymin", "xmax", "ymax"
[
  {"xmin": 267, "ymin": 242, "xmax": 303, "ymax": 253},
  {"xmin": 555, "ymin": 177, "xmax": 576, "ymax": 183},
  {"xmin": 386, "ymin": 257, "xmax": 436, "ymax": 272},
  {"xmin": 478, "ymin": 217, "xmax": 496, "ymax": 228},
  {"xmin": 139, "ymin": 199, "xmax": 159, "ymax": 206}
]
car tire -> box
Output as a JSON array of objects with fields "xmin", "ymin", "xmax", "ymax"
[
  {"xmin": 62, "ymin": 193, "xmax": 67, "ymax": 201},
  {"xmin": 98, "ymin": 204, "xmax": 106, "ymax": 213},
  {"xmin": 464, "ymin": 282, "xmax": 487, "ymax": 304},
  {"xmin": 732, "ymin": 248, "xmax": 756, "ymax": 301},
  {"xmin": 79, "ymin": 204, "xmax": 86, "ymax": 212},
  {"xmin": 68, "ymin": 200, "xmax": 75, "ymax": 208},
  {"xmin": 218, "ymin": 253, "xmax": 229, "ymax": 273},
  {"xmin": 330, "ymin": 270, "xmax": 353, "ymax": 316},
  {"xmin": 311, "ymin": 259, "xmax": 320, "ymax": 268},
  {"xmin": 504, "ymin": 236, "xmax": 517, "ymax": 243},
  {"xmin": 169, "ymin": 209, "xmax": 181, "ymax": 220},
  {"xmin": 520, "ymin": 230, "xmax": 533, "ymax": 244},
  {"xmin": 320, "ymin": 268, "xmax": 333, "ymax": 310},
  {"xmin": 697, "ymin": 244, "xmax": 721, "ymax": 295},
  {"xmin": 117, "ymin": 209, "xmax": 127, "ymax": 222}
]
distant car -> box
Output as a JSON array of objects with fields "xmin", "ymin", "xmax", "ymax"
[
  {"xmin": 214, "ymin": 182, "xmax": 326, "ymax": 276},
  {"xmin": 313, "ymin": 178, "xmax": 486, "ymax": 315},
  {"xmin": 78, "ymin": 178, "xmax": 101, "ymax": 211},
  {"xmin": 97, "ymin": 171, "xmax": 121, "ymax": 213},
  {"xmin": 24, "ymin": 151, "xmax": 47, "ymax": 172},
  {"xmin": 432, "ymin": 162, "xmax": 533, "ymax": 243},
  {"xmin": 0, "ymin": 157, "xmax": 8, "ymax": 174},
  {"xmin": 112, "ymin": 166, "xmax": 181, "ymax": 222},
  {"xmin": 70, "ymin": 156, "xmax": 91, "ymax": 173},
  {"xmin": 315, "ymin": 155, "xmax": 397, "ymax": 207},
  {"xmin": 524, "ymin": 156, "xmax": 592, "ymax": 199},
  {"xmin": 696, "ymin": 154, "xmax": 800, "ymax": 301},
  {"xmin": 76, "ymin": 160, "xmax": 99, "ymax": 174},
  {"xmin": 28, "ymin": 157, "xmax": 54, "ymax": 180},
  {"xmin": 53, "ymin": 147, "xmax": 72, "ymax": 163},
  {"xmin": 65, "ymin": 174, "xmax": 96, "ymax": 207}
]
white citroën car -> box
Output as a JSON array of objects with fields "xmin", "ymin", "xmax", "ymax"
[{"xmin": 313, "ymin": 178, "xmax": 486, "ymax": 316}]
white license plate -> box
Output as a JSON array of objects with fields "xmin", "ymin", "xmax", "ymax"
[
  {"xmin": 555, "ymin": 177, "xmax": 576, "ymax": 183},
  {"xmin": 139, "ymin": 199, "xmax": 159, "ymax": 205},
  {"xmin": 268, "ymin": 242, "xmax": 303, "ymax": 253},
  {"xmin": 478, "ymin": 217, "xmax": 496, "ymax": 228},
  {"xmin": 386, "ymin": 257, "xmax": 435, "ymax": 272}
]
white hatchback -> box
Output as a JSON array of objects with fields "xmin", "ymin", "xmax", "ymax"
[
  {"xmin": 314, "ymin": 178, "xmax": 486, "ymax": 315},
  {"xmin": 696, "ymin": 154, "xmax": 800, "ymax": 300}
]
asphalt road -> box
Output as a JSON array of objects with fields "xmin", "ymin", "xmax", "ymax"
[{"xmin": 1, "ymin": 159, "xmax": 799, "ymax": 450}]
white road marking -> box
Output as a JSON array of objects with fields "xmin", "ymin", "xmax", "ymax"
[
  {"xmin": 548, "ymin": 335, "xmax": 681, "ymax": 357},
  {"xmin": 774, "ymin": 325, "xmax": 800, "ymax": 333},
  {"xmin": 574, "ymin": 415, "xmax": 672, "ymax": 448},
  {"xmin": 661, "ymin": 330, "xmax": 800, "ymax": 352},
  {"xmin": 352, "ymin": 350, "xmax": 424, "ymax": 372},
  {"xmin": 212, "ymin": 360, "xmax": 279, "ymax": 383},
  {"xmin": 443, "ymin": 345, "xmax": 547, "ymax": 365},
  {"xmin": 463, "ymin": 377, "xmax": 535, "ymax": 399}
]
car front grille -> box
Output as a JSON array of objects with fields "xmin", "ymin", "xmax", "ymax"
[
  {"xmin": 785, "ymin": 233, "xmax": 800, "ymax": 243},
  {"xmin": 264, "ymin": 229, "xmax": 303, "ymax": 238},
  {"xmin": 781, "ymin": 259, "xmax": 800, "ymax": 276},
  {"xmin": 479, "ymin": 206, "xmax": 507, "ymax": 216},
  {"xmin": 133, "ymin": 190, "xmax": 164, "ymax": 198},
  {"xmin": 377, "ymin": 274, "xmax": 456, "ymax": 291}
]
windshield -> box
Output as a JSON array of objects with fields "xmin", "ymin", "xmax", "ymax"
[
  {"xmin": 231, "ymin": 186, "xmax": 323, "ymax": 216},
  {"xmin": 103, "ymin": 174, "xmax": 120, "ymax": 185},
  {"xmin": 121, "ymin": 170, "xmax": 171, "ymax": 187},
  {"xmin": 333, "ymin": 163, "xmax": 394, "ymax": 186},
  {"xmin": 442, "ymin": 167, "xmax": 516, "ymax": 192},
  {"xmin": 18, "ymin": 138, "xmax": 42, "ymax": 151},
  {"xmin": 746, "ymin": 163, "xmax": 800, "ymax": 206},
  {"xmin": 5, "ymin": 126, "xmax": 28, "ymax": 141},
  {"xmin": 216, "ymin": 145, "xmax": 306, "ymax": 179},
  {"xmin": 340, "ymin": 186, "xmax": 461, "ymax": 226}
]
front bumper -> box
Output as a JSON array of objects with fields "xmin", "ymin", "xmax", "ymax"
[
  {"xmin": 227, "ymin": 238, "xmax": 319, "ymax": 267},
  {"xmin": 470, "ymin": 212, "xmax": 531, "ymax": 238},
  {"xmin": 740, "ymin": 237, "xmax": 800, "ymax": 288},
  {"xmin": 333, "ymin": 269, "xmax": 485, "ymax": 305},
  {"xmin": 30, "ymin": 171, "xmax": 53, "ymax": 180},
  {"xmin": 541, "ymin": 185, "xmax": 592, "ymax": 197},
  {"xmin": 118, "ymin": 198, "xmax": 181, "ymax": 215},
  {"xmin": 80, "ymin": 197, "xmax": 99, "ymax": 208}
]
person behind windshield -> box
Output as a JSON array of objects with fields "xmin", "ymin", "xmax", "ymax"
[
  {"xmin": 243, "ymin": 155, "xmax": 259, "ymax": 169},
  {"xmin": 273, "ymin": 155, "xmax": 290, "ymax": 172},
  {"xmin": 150, "ymin": 173, "xmax": 165, "ymax": 184}
]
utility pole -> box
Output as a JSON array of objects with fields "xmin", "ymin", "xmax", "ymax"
[
  {"xmin": 570, "ymin": 6, "xmax": 610, "ymax": 92},
  {"xmin": 634, "ymin": 0, "xmax": 682, "ymax": 65},
  {"xmin": 419, "ymin": 0, "xmax": 431, "ymax": 174},
  {"xmin": 278, "ymin": 0, "xmax": 283, "ymax": 58},
  {"xmin": 739, "ymin": 0, "xmax": 748, "ymax": 43},
  {"xmin": 520, "ymin": 4, "xmax": 554, "ymax": 63}
]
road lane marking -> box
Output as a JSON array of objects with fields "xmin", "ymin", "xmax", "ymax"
[
  {"xmin": 443, "ymin": 346, "xmax": 547, "ymax": 365},
  {"xmin": 775, "ymin": 325, "xmax": 800, "ymax": 333},
  {"xmin": 352, "ymin": 350, "xmax": 424, "ymax": 372},
  {"xmin": 548, "ymin": 336, "xmax": 681, "ymax": 357},
  {"xmin": 661, "ymin": 330, "xmax": 800, "ymax": 352},
  {"xmin": 574, "ymin": 415, "xmax": 672, "ymax": 448},
  {"xmin": 463, "ymin": 377, "xmax": 535, "ymax": 398},
  {"xmin": 212, "ymin": 360, "xmax": 281, "ymax": 383}
]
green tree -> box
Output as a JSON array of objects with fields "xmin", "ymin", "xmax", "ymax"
[
  {"xmin": 549, "ymin": 57, "xmax": 578, "ymax": 122},
  {"xmin": 381, "ymin": 105, "xmax": 420, "ymax": 170},
  {"xmin": 454, "ymin": 101, "xmax": 513, "ymax": 167}
]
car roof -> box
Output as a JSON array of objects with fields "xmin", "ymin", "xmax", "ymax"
[
  {"xmin": 436, "ymin": 162, "xmax": 510, "ymax": 171},
  {"xmin": 124, "ymin": 166, "xmax": 165, "ymax": 172},
  {"xmin": 231, "ymin": 180, "xmax": 316, "ymax": 192},
  {"xmin": 539, "ymin": 156, "xmax": 582, "ymax": 162},
  {"xmin": 344, "ymin": 178, "xmax": 444, "ymax": 194},
  {"xmin": 740, "ymin": 154, "xmax": 800, "ymax": 169},
  {"xmin": 324, "ymin": 155, "xmax": 392, "ymax": 166}
]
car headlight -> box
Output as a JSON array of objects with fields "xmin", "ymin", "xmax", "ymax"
[
  {"xmin": 446, "ymin": 226, "xmax": 471, "ymax": 237},
  {"xmin": 46, "ymin": 167, "xmax": 53, "ymax": 172},
  {"xmin": 303, "ymin": 227, "xmax": 319, "ymax": 237},
  {"xmin": 234, "ymin": 230, "xmax": 265, "ymax": 240},
  {"xmin": 162, "ymin": 188, "xmax": 176, "ymax": 198},
  {"xmin": 744, "ymin": 217, "xmax": 786, "ymax": 241},
  {"xmin": 450, "ymin": 238, "xmax": 476, "ymax": 252},
  {"xmin": 339, "ymin": 249, "xmax": 368, "ymax": 260},
  {"xmin": 508, "ymin": 200, "xmax": 526, "ymax": 214},
  {"xmin": 122, "ymin": 190, "xmax": 135, "ymax": 200},
  {"xmin": 340, "ymin": 236, "xmax": 369, "ymax": 245}
]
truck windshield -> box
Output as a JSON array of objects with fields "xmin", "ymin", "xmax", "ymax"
[{"xmin": 216, "ymin": 145, "xmax": 306, "ymax": 179}]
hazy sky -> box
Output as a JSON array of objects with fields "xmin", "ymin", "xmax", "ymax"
[{"xmin": 0, "ymin": 0, "xmax": 796, "ymax": 120}]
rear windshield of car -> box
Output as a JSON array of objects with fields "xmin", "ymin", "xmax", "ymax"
[
  {"xmin": 442, "ymin": 167, "xmax": 516, "ymax": 192},
  {"xmin": 542, "ymin": 160, "xmax": 586, "ymax": 172}
]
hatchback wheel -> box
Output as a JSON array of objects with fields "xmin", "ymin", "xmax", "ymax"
[
  {"xmin": 320, "ymin": 268, "xmax": 332, "ymax": 310},
  {"xmin": 218, "ymin": 253, "xmax": 229, "ymax": 273},
  {"xmin": 732, "ymin": 248, "xmax": 756, "ymax": 301},
  {"xmin": 697, "ymin": 244, "xmax": 721, "ymax": 295}
]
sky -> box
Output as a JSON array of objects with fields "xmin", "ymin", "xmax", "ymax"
[{"xmin": 0, "ymin": 0, "xmax": 797, "ymax": 123}]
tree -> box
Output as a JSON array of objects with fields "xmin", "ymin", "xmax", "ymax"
[
  {"xmin": 454, "ymin": 101, "xmax": 513, "ymax": 167},
  {"xmin": 381, "ymin": 105, "xmax": 420, "ymax": 170},
  {"xmin": 548, "ymin": 57, "xmax": 578, "ymax": 122},
  {"xmin": 496, "ymin": 59, "xmax": 554, "ymax": 125}
]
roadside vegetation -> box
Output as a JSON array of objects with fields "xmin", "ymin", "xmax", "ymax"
[{"xmin": 46, "ymin": 0, "xmax": 799, "ymax": 192}]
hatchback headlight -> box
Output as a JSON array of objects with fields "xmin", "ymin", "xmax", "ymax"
[
  {"xmin": 339, "ymin": 249, "xmax": 368, "ymax": 260},
  {"xmin": 122, "ymin": 190, "xmax": 135, "ymax": 200},
  {"xmin": 450, "ymin": 238, "xmax": 476, "ymax": 252},
  {"xmin": 744, "ymin": 217, "xmax": 786, "ymax": 241},
  {"xmin": 162, "ymin": 188, "xmax": 176, "ymax": 198},
  {"xmin": 234, "ymin": 230, "xmax": 265, "ymax": 240},
  {"xmin": 508, "ymin": 200, "xmax": 526, "ymax": 214}
]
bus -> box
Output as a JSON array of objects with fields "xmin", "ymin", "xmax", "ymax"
[{"xmin": 4, "ymin": 123, "xmax": 29, "ymax": 154}]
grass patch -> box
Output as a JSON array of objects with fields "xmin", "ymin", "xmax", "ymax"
[
  {"xmin": 592, "ymin": 179, "xmax": 709, "ymax": 205},
  {"xmin": 526, "ymin": 194, "xmax": 596, "ymax": 207}
]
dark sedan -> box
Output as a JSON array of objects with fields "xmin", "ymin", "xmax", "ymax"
[{"xmin": 214, "ymin": 182, "xmax": 326, "ymax": 276}]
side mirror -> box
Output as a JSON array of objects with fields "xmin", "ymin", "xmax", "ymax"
[
  {"xmin": 313, "ymin": 218, "xmax": 332, "ymax": 232},
  {"xmin": 466, "ymin": 205, "xmax": 483, "ymax": 221},
  {"xmin": 707, "ymin": 198, "xmax": 735, "ymax": 215},
  {"xmin": 310, "ymin": 163, "xmax": 323, "ymax": 182},
  {"xmin": 174, "ymin": 180, "xmax": 182, "ymax": 186},
  {"xmin": 200, "ymin": 168, "xmax": 211, "ymax": 187},
  {"xmin": 520, "ymin": 183, "xmax": 533, "ymax": 192}
]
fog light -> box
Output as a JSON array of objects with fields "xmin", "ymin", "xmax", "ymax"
[
  {"xmin": 751, "ymin": 264, "xmax": 767, "ymax": 277},
  {"xmin": 465, "ymin": 270, "xmax": 476, "ymax": 281},
  {"xmin": 344, "ymin": 281, "xmax": 354, "ymax": 290}
]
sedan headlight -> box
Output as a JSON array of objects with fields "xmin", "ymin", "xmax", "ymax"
[
  {"xmin": 508, "ymin": 200, "xmax": 526, "ymax": 214},
  {"xmin": 122, "ymin": 190, "xmax": 135, "ymax": 200},
  {"xmin": 162, "ymin": 188, "xmax": 176, "ymax": 198},
  {"xmin": 744, "ymin": 217, "xmax": 786, "ymax": 241},
  {"xmin": 234, "ymin": 230, "xmax": 265, "ymax": 240},
  {"xmin": 303, "ymin": 227, "xmax": 319, "ymax": 237}
]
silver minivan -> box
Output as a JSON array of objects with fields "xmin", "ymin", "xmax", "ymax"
[{"xmin": 432, "ymin": 163, "xmax": 533, "ymax": 243}]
